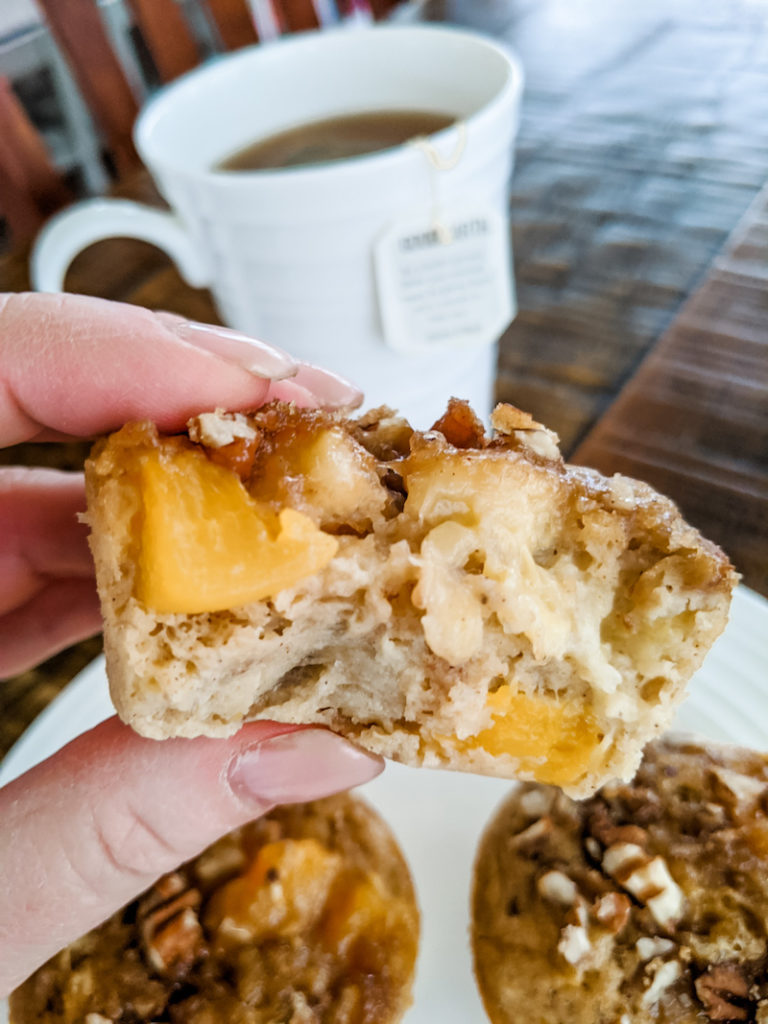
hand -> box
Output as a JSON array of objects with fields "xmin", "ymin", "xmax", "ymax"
[{"xmin": 0, "ymin": 292, "xmax": 383, "ymax": 996}]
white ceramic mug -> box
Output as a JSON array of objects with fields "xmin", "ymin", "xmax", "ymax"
[{"xmin": 31, "ymin": 25, "xmax": 523, "ymax": 425}]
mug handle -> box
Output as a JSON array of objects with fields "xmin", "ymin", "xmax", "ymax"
[{"xmin": 30, "ymin": 198, "xmax": 212, "ymax": 292}]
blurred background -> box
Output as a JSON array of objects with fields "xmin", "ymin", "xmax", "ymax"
[
  {"xmin": 0, "ymin": 0, "xmax": 403, "ymax": 238},
  {"xmin": 2, "ymin": 0, "xmax": 767, "ymax": 434}
]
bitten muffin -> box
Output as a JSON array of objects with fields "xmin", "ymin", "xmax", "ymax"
[
  {"xmin": 10, "ymin": 794, "xmax": 419, "ymax": 1024},
  {"xmin": 472, "ymin": 735, "xmax": 768, "ymax": 1024},
  {"xmin": 84, "ymin": 399, "xmax": 736, "ymax": 797}
]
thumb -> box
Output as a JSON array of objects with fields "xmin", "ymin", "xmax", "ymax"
[{"xmin": 0, "ymin": 717, "xmax": 383, "ymax": 995}]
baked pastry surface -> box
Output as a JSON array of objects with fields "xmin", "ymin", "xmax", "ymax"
[
  {"xmin": 10, "ymin": 794, "xmax": 419, "ymax": 1024},
  {"xmin": 84, "ymin": 399, "xmax": 736, "ymax": 796},
  {"xmin": 472, "ymin": 735, "xmax": 768, "ymax": 1024}
]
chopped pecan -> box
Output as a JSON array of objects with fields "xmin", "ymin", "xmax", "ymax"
[
  {"xmin": 537, "ymin": 870, "xmax": 579, "ymax": 906},
  {"xmin": 602, "ymin": 843, "xmax": 684, "ymax": 929},
  {"xmin": 621, "ymin": 786, "xmax": 664, "ymax": 826},
  {"xmin": 604, "ymin": 823, "xmax": 649, "ymax": 847},
  {"xmin": 508, "ymin": 815, "xmax": 553, "ymax": 851},
  {"xmin": 588, "ymin": 805, "xmax": 648, "ymax": 848},
  {"xmin": 206, "ymin": 433, "xmax": 260, "ymax": 482},
  {"xmin": 557, "ymin": 922, "xmax": 591, "ymax": 967},
  {"xmin": 489, "ymin": 404, "xmax": 561, "ymax": 459},
  {"xmin": 138, "ymin": 870, "xmax": 187, "ymax": 914},
  {"xmin": 188, "ymin": 411, "xmax": 258, "ymax": 448},
  {"xmin": 564, "ymin": 901, "xmax": 587, "ymax": 928},
  {"xmin": 642, "ymin": 959, "xmax": 682, "ymax": 1009},
  {"xmin": 549, "ymin": 891, "xmax": 591, "ymax": 971},
  {"xmin": 519, "ymin": 788, "xmax": 554, "ymax": 819},
  {"xmin": 585, "ymin": 836, "xmax": 602, "ymax": 861},
  {"xmin": 194, "ymin": 836, "xmax": 249, "ymax": 884},
  {"xmin": 138, "ymin": 873, "xmax": 203, "ymax": 978},
  {"xmin": 694, "ymin": 965, "xmax": 751, "ymax": 1021},
  {"xmin": 635, "ymin": 936, "xmax": 675, "ymax": 961},
  {"xmin": 592, "ymin": 892, "xmax": 631, "ymax": 934},
  {"xmin": 711, "ymin": 767, "xmax": 767, "ymax": 811}
]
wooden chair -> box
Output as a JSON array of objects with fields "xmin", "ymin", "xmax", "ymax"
[
  {"xmin": 0, "ymin": 0, "xmax": 403, "ymax": 243},
  {"xmin": 0, "ymin": 75, "xmax": 74, "ymax": 241}
]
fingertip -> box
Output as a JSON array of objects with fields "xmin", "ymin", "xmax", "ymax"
[
  {"xmin": 268, "ymin": 365, "xmax": 363, "ymax": 410},
  {"xmin": 155, "ymin": 316, "xmax": 299, "ymax": 382},
  {"xmin": 0, "ymin": 294, "xmax": 278, "ymax": 440},
  {"xmin": 228, "ymin": 727, "xmax": 384, "ymax": 809}
]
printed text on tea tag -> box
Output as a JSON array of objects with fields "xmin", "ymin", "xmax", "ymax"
[{"xmin": 374, "ymin": 204, "xmax": 514, "ymax": 354}]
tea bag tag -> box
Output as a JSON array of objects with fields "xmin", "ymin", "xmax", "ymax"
[{"xmin": 374, "ymin": 129, "xmax": 514, "ymax": 354}]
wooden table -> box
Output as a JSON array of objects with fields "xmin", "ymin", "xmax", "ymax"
[{"xmin": 1, "ymin": 0, "xmax": 767, "ymax": 758}]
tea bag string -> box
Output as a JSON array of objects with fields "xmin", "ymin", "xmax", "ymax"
[{"xmin": 410, "ymin": 122, "xmax": 468, "ymax": 244}]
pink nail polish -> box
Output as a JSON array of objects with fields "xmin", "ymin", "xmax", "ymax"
[
  {"xmin": 228, "ymin": 728, "xmax": 384, "ymax": 808},
  {"xmin": 171, "ymin": 320, "xmax": 299, "ymax": 381},
  {"xmin": 292, "ymin": 364, "xmax": 364, "ymax": 409}
]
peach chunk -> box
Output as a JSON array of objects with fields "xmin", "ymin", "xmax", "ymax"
[
  {"xmin": 205, "ymin": 838, "xmax": 343, "ymax": 943},
  {"xmin": 321, "ymin": 873, "xmax": 388, "ymax": 956},
  {"xmin": 136, "ymin": 448, "xmax": 338, "ymax": 614},
  {"xmin": 464, "ymin": 687, "xmax": 602, "ymax": 787}
]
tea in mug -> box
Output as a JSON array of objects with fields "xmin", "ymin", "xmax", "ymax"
[{"xmin": 215, "ymin": 109, "xmax": 456, "ymax": 171}]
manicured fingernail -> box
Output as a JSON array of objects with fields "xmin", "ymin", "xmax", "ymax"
[
  {"xmin": 294, "ymin": 364, "xmax": 364, "ymax": 409},
  {"xmin": 172, "ymin": 320, "xmax": 299, "ymax": 380},
  {"xmin": 228, "ymin": 728, "xmax": 384, "ymax": 807}
]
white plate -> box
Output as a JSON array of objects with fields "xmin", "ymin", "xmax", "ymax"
[{"xmin": 2, "ymin": 585, "xmax": 767, "ymax": 1024}]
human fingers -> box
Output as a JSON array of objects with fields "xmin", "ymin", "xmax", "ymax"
[
  {"xmin": 153, "ymin": 313, "xmax": 363, "ymax": 411},
  {"xmin": 0, "ymin": 468, "xmax": 99, "ymax": 674},
  {"xmin": 0, "ymin": 577, "xmax": 102, "ymax": 678},
  {"xmin": 0, "ymin": 294, "xmax": 351, "ymax": 446},
  {"xmin": 0, "ymin": 469, "xmax": 91, "ymax": 615},
  {"xmin": 0, "ymin": 716, "xmax": 383, "ymax": 995}
]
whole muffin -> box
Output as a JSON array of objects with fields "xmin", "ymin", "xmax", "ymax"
[
  {"xmin": 472, "ymin": 735, "xmax": 768, "ymax": 1024},
  {"xmin": 10, "ymin": 794, "xmax": 419, "ymax": 1024}
]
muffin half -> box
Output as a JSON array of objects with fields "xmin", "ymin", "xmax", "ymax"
[{"xmin": 85, "ymin": 399, "xmax": 736, "ymax": 796}]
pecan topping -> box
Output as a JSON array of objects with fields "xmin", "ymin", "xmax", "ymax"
[
  {"xmin": 592, "ymin": 892, "xmax": 631, "ymax": 934},
  {"xmin": 625, "ymin": 788, "xmax": 663, "ymax": 826},
  {"xmin": 642, "ymin": 959, "xmax": 682, "ymax": 1008},
  {"xmin": 206, "ymin": 433, "xmax": 260, "ymax": 482},
  {"xmin": 601, "ymin": 843, "xmax": 684, "ymax": 929},
  {"xmin": 508, "ymin": 815, "xmax": 553, "ymax": 851},
  {"xmin": 588, "ymin": 805, "xmax": 648, "ymax": 848},
  {"xmin": 188, "ymin": 411, "xmax": 258, "ymax": 449},
  {"xmin": 537, "ymin": 870, "xmax": 579, "ymax": 906},
  {"xmin": 138, "ymin": 872, "xmax": 203, "ymax": 978},
  {"xmin": 138, "ymin": 871, "xmax": 187, "ymax": 913},
  {"xmin": 694, "ymin": 965, "xmax": 751, "ymax": 1021},
  {"xmin": 635, "ymin": 936, "xmax": 675, "ymax": 961},
  {"xmin": 711, "ymin": 767, "xmax": 767, "ymax": 811},
  {"xmin": 585, "ymin": 836, "xmax": 602, "ymax": 861},
  {"xmin": 557, "ymin": 922, "xmax": 591, "ymax": 967},
  {"xmin": 519, "ymin": 788, "xmax": 554, "ymax": 818}
]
